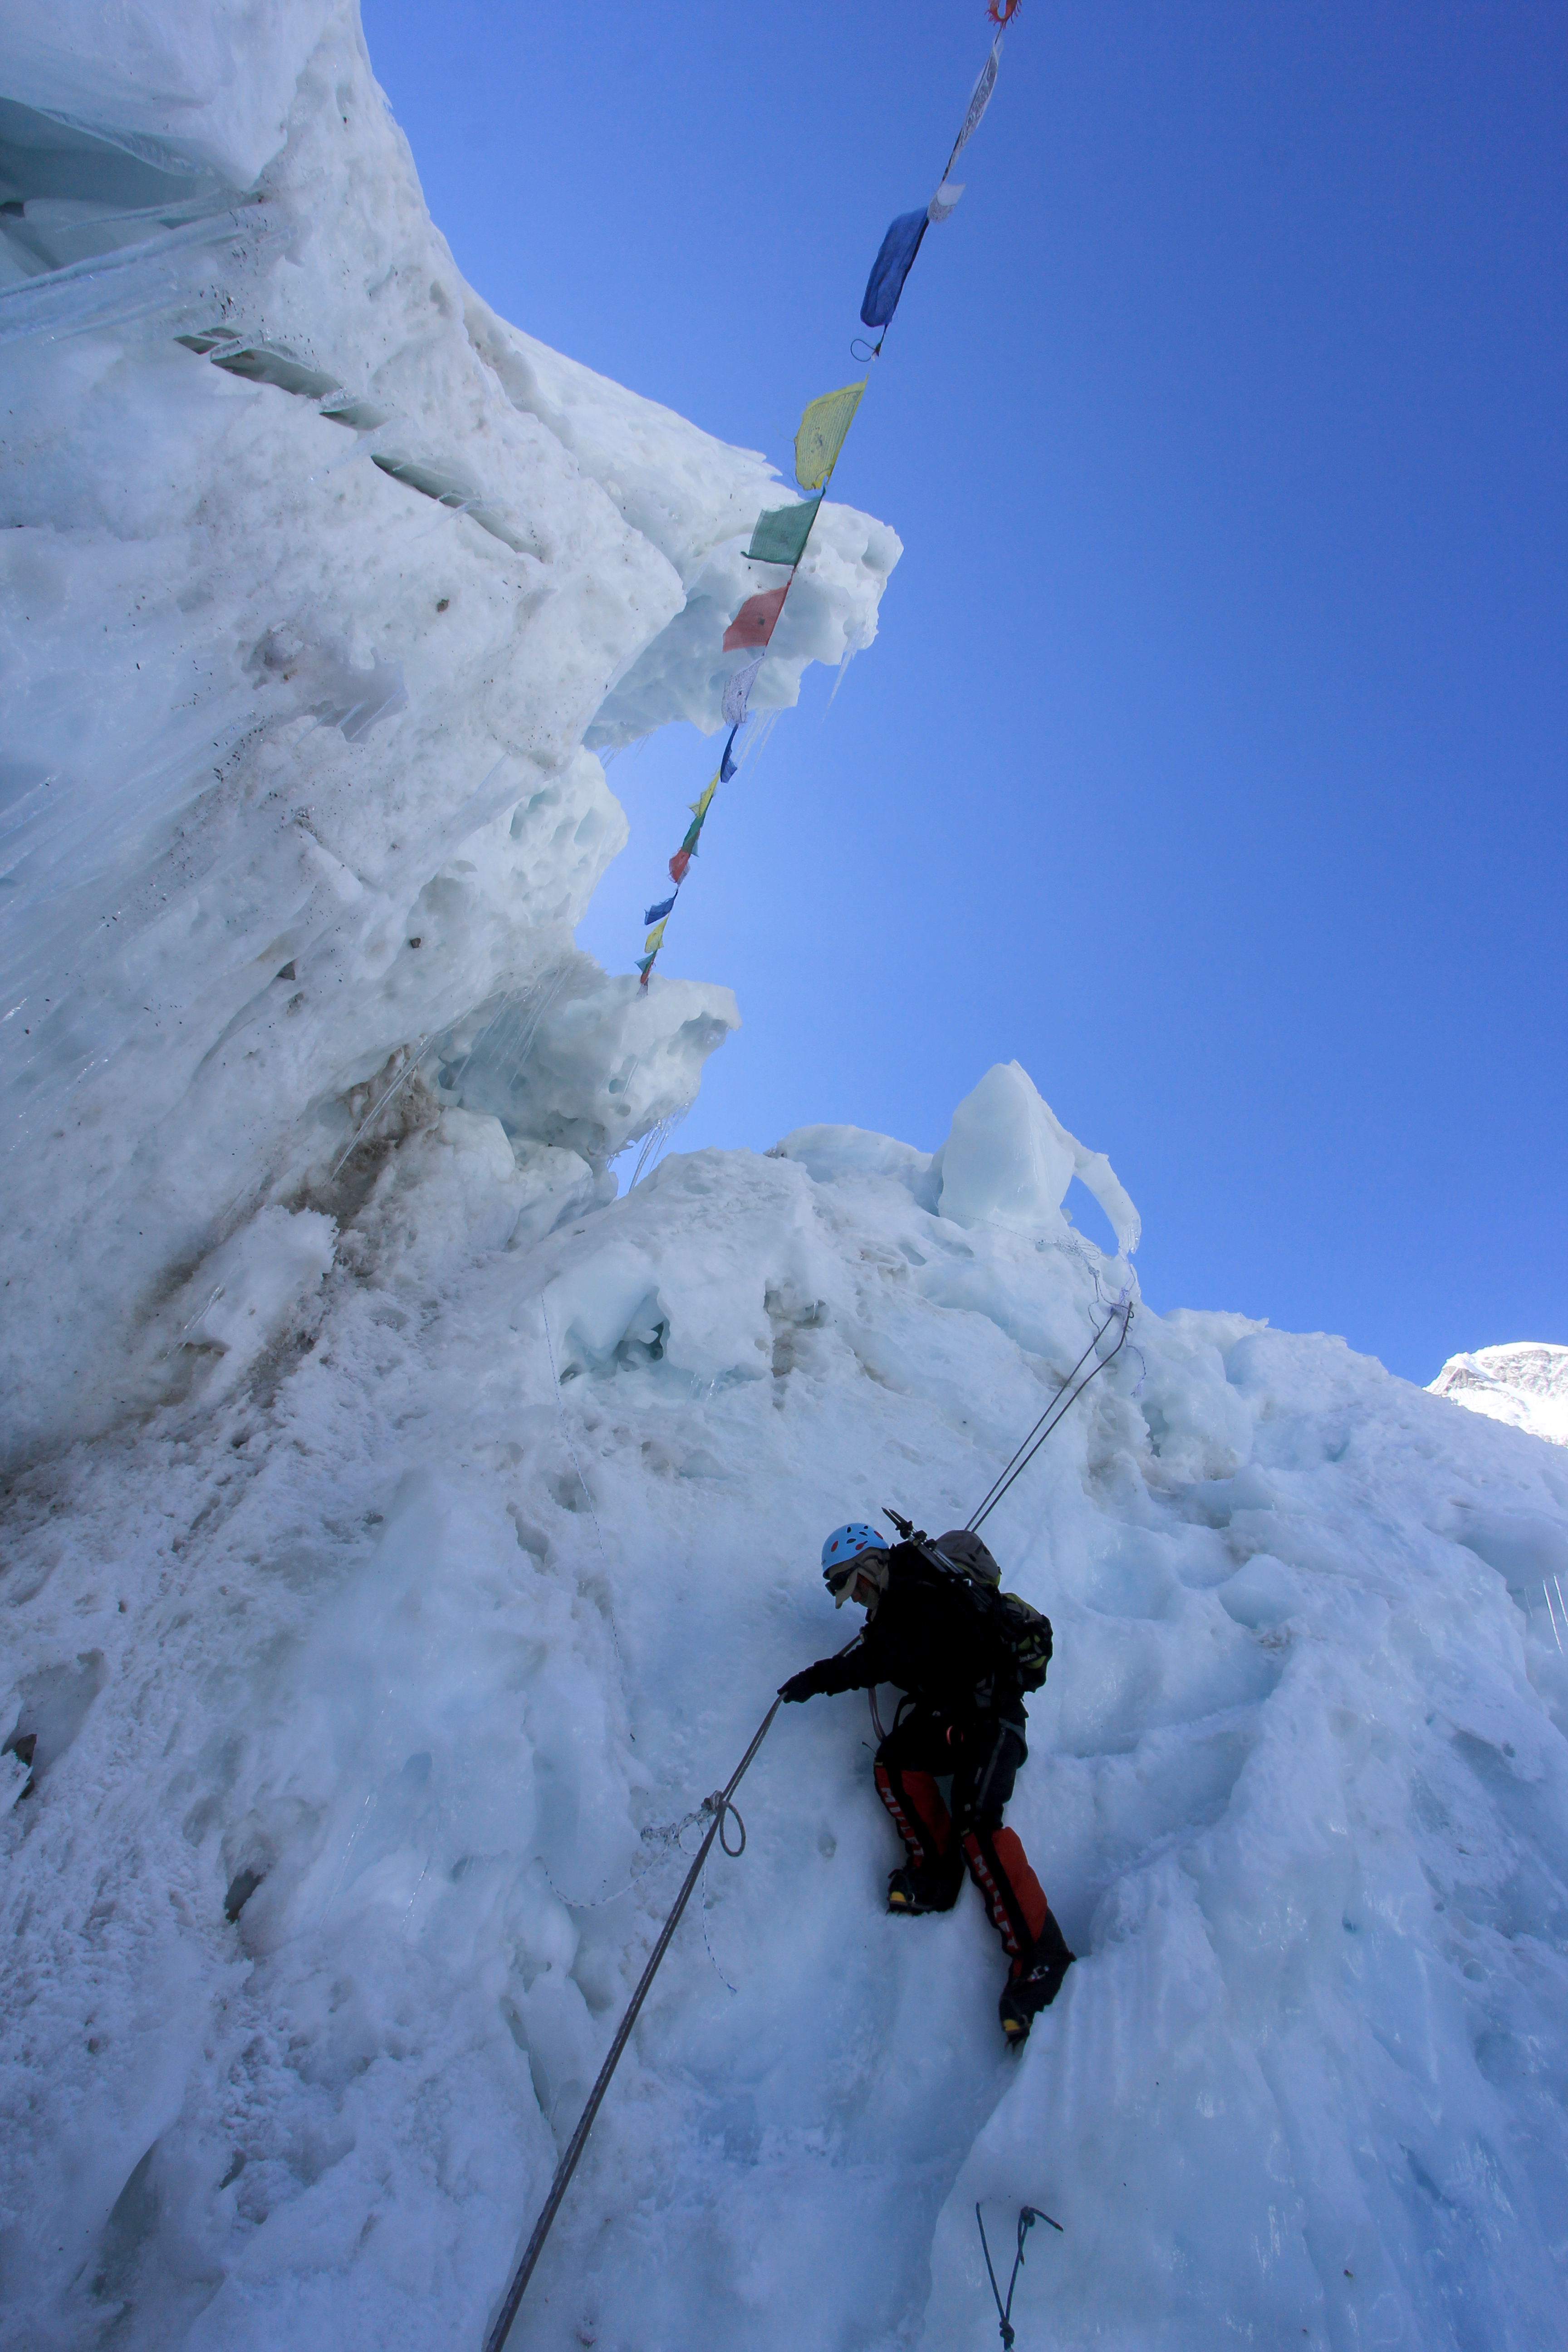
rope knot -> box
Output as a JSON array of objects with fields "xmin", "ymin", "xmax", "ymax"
[{"xmin": 702, "ymin": 1791, "xmax": 747, "ymax": 1857}]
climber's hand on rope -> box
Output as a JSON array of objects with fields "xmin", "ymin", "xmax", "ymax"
[{"xmin": 779, "ymin": 1664, "xmax": 832, "ymax": 1703}]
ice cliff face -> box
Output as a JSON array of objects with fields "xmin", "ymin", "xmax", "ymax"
[
  {"xmin": 1431, "ymin": 1344, "xmax": 1568, "ymax": 1450},
  {"xmin": 5, "ymin": 11, "xmax": 1568, "ymax": 2352},
  {"xmin": 0, "ymin": 0, "xmax": 897, "ymax": 1465}
]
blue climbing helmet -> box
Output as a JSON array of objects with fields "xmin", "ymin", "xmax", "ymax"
[{"xmin": 821, "ymin": 1521, "xmax": 889, "ymax": 1604}]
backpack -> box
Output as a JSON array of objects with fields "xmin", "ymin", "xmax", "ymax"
[
  {"xmin": 890, "ymin": 1514, "xmax": 1055, "ymax": 1695},
  {"xmin": 993, "ymin": 1590, "xmax": 1054, "ymax": 1691}
]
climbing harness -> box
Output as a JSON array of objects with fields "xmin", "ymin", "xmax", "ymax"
[
  {"xmin": 966, "ymin": 1295, "xmax": 1134, "ymax": 1533},
  {"xmin": 976, "ymin": 2202, "xmax": 1061, "ymax": 2348}
]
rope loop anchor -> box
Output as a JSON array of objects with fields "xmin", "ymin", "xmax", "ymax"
[{"xmin": 703, "ymin": 1789, "xmax": 747, "ymax": 1858}]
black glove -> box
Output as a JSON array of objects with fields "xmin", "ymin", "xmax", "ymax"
[{"xmin": 778, "ymin": 1664, "xmax": 831, "ymax": 1704}]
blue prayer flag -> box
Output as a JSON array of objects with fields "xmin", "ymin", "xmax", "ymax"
[
  {"xmin": 861, "ymin": 209, "xmax": 928, "ymax": 329},
  {"xmin": 719, "ymin": 727, "xmax": 740, "ymax": 783},
  {"xmin": 643, "ymin": 893, "xmax": 676, "ymax": 926}
]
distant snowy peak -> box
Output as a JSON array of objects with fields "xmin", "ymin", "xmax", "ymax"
[{"xmin": 1429, "ymin": 1342, "xmax": 1568, "ymax": 1446}]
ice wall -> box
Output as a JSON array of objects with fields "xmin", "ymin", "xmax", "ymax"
[{"xmin": 0, "ymin": 0, "xmax": 897, "ymax": 1464}]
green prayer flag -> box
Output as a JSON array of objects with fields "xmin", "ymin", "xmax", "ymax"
[
  {"xmin": 794, "ymin": 379, "xmax": 866, "ymax": 491},
  {"xmin": 746, "ymin": 495, "xmax": 822, "ymax": 568}
]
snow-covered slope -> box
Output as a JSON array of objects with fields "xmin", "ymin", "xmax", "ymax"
[
  {"xmin": 5, "ymin": 11, "xmax": 1568, "ymax": 2352},
  {"xmin": 0, "ymin": 0, "xmax": 897, "ymax": 1466},
  {"xmin": 5, "ymin": 1063, "xmax": 1568, "ymax": 2352},
  {"xmin": 1430, "ymin": 1343, "xmax": 1568, "ymax": 1449}
]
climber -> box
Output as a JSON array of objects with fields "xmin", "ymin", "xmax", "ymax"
[{"xmin": 779, "ymin": 1521, "xmax": 1075, "ymax": 2045}]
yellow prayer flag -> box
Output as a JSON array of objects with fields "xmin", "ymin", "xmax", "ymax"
[
  {"xmin": 689, "ymin": 772, "xmax": 719, "ymax": 822},
  {"xmin": 794, "ymin": 378, "xmax": 867, "ymax": 492},
  {"xmin": 644, "ymin": 918, "xmax": 668, "ymax": 953}
]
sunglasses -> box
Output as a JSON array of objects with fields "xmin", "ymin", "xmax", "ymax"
[{"xmin": 824, "ymin": 1557, "xmax": 877, "ymax": 1604}]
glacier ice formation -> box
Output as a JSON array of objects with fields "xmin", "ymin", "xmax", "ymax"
[
  {"xmin": 0, "ymin": 0, "xmax": 897, "ymax": 1466},
  {"xmin": 4, "ymin": 10, "xmax": 1568, "ymax": 2352}
]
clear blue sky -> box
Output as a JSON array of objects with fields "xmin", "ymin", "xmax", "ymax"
[{"xmin": 362, "ymin": 0, "xmax": 1565, "ymax": 1387}]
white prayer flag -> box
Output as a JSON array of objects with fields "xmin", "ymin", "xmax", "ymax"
[
  {"xmin": 948, "ymin": 35, "xmax": 1001, "ymax": 171},
  {"xmin": 722, "ymin": 654, "xmax": 764, "ymax": 728}
]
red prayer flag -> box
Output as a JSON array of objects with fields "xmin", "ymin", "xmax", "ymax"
[
  {"xmin": 668, "ymin": 848, "xmax": 692, "ymax": 884},
  {"xmin": 723, "ymin": 584, "xmax": 789, "ymax": 651}
]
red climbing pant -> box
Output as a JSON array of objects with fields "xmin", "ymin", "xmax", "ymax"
[{"xmin": 873, "ymin": 1705, "xmax": 1057, "ymax": 1972}]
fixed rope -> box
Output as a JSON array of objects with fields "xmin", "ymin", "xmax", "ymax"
[
  {"xmin": 967, "ymin": 1297, "xmax": 1134, "ymax": 1534},
  {"xmin": 480, "ymin": 1694, "xmax": 782, "ymax": 2352},
  {"xmin": 976, "ymin": 2202, "xmax": 1062, "ymax": 2348}
]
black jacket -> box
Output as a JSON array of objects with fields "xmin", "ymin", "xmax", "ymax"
[{"xmin": 791, "ymin": 1542, "xmax": 1025, "ymax": 1722}]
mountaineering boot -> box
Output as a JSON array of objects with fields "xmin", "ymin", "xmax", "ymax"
[
  {"xmin": 887, "ymin": 1862, "xmax": 961, "ymax": 1916},
  {"xmin": 998, "ymin": 1911, "xmax": 1076, "ymax": 2046}
]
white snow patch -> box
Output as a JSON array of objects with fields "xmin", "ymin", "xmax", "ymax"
[
  {"xmin": 771, "ymin": 1120, "xmax": 941, "ymax": 1208},
  {"xmin": 158, "ymin": 1203, "xmax": 336, "ymax": 1397}
]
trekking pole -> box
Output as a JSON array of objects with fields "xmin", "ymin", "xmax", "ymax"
[{"xmin": 481, "ymin": 1695, "xmax": 783, "ymax": 2352}]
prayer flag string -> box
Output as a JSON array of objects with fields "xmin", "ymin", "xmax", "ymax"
[{"xmin": 636, "ymin": 10, "xmax": 1017, "ymax": 986}]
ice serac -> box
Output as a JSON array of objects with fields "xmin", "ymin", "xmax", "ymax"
[
  {"xmin": 769, "ymin": 1076, "xmax": 1142, "ymax": 1261},
  {"xmin": 0, "ymin": 0, "xmax": 896, "ymax": 1465},
  {"xmin": 932, "ymin": 1058, "xmax": 1142, "ymax": 1256},
  {"xmin": 1430, "ymin": 1342, "xmax": 1568, "ymax": 1448}
]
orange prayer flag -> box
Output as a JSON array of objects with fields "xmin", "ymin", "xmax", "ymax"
[{"xmin": 723, "ymin": 584, "xmax": 789, "ymax": 652}]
